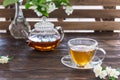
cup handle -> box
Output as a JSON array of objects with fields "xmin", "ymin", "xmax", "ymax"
[{"xmin": 96, "ymin": 47, "xmax": 106, "ymax": 61}]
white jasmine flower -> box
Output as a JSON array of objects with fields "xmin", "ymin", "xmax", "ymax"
[
  {"xmin": 61, "ymin": 2, "xmax": 67, "ymax": 5},
  {"xmin": 64, "ymin": 6, "xmax": 73, "ymax": 15},
  {"xmin": 47, "ymin": 2, "xmax": 57, "ymax": 13},
  {"xmin": 93, "ymin": 65, "xmax": 120, "ymax": 79},
  {"xmin": 29, "ymin": 2, "xmax": 33, "ymax": 5},
  {"xmin": 93, "ymin": 65, "xmax": 102, "ymax": 77},
  {"xmin": 93, "ymin": 65, "xmax": 107, "ymax": 79},
  {"xmin": 99, "ymin": 70, "xmax": 107, "ymax": 79},
  {"xmin": 29, "ymin": 6, "xmax": 37, "ymax": 10},
  {"xmin": 19, "ymin": 0, "xmax": 23, "ymax": 3},
  {"xmin": 106, "ymin": 67, "xmax": 120, "ymax": 78},
  {"xmin": 106, "ymin": 67, "xmax": 112, "ymax": 74},
  {"xmin": 0, "ymin": 56, "xmax": 9, "ymax": 64},
  {"xmin": 110, "ymin": 69, "xmax": 120, "ymax": 78},
  {"xmin": 41, "ymin": 7, "xmax": 45, "ymax": 11},
  {"xmin": 46, "ymin": 0, "xmax": 52, "ymax": 2},
  {"xmin": 34, "ymin": 9, "xmax": 42, "ymax": 16}
]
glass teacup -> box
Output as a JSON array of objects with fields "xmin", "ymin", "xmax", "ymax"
[{"xmin": 68, "ymin": 38, "xmax": 106, "ymax": 67}]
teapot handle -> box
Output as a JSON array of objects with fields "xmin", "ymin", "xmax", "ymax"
[{"xmin": 55, "ymin": 26, "xmax": 64, "ymax": 41}]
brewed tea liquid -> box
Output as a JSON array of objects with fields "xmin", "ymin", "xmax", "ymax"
[
  {"xmin": 27, "ymin": 34, "xmax": 60, "ymax": 51},
  {"xmin": 70, "ymin": 46, "xmax": 95, "ymax": 66}
]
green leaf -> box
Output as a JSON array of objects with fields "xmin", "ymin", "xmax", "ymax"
[
  {"xmin": 39, "ymin": 0, "xmax": 46, "ymax": 4},
  {"xmin": 37, "ymin": 6, "xmax": 49, "ymax": 17},
  {"xmin": 8, "ymin": 57, "xmax": 14, "ymax": 61},
  {"xmin": 31, "ymin": 0, "xmax": 39, "ymax": 5},
  {"xmin": 102, "ymin": 67, "xmax": 106, "ymax": 70},
  {"xmin": 61, "ymin": 0, "xmax": 71, "ymax": 5},
  {"xmin": 109, "ymin": 76, "xmax": 116, "ymax": 80},
  {"xmin": 55, "ymin": 1, "xmax": 62, "ymax": 7},
  {"xmin": 3, "ymin": 0, "xmax": 18, "ymax": 7},
  {"xmin": 25, "ymin": 3, "xmax": 32, "ymax": 9}
]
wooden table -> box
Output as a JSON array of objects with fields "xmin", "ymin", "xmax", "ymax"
[{"xmin": 0, "ymin": 32, "xmax": 120, "ymax": 80}]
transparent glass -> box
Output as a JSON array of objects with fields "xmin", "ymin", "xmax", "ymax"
[
  {"xmin": 68, "ymin": 38, "xmax": 106, "ymax": 66},
  {"xmin": 61, "ymin": 38, "xmax": 106, "ymax": 69},
  {"xmin": 9, "ymin": 2, "xmax": 31, "ymax": 39},
  {"xmin": 23, "ymin": 17, "xmax": 64, "ymax": 51}
]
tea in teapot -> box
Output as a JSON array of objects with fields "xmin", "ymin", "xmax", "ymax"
[{"xmin": 23, "ymin": 17, "xmax": 64, "ymax": 51}]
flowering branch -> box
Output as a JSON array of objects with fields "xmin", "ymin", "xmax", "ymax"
[
  {"xmin": 93, "ymin": 65, "xmax": 120, "ymax": 80},
  {"xmin": 25, "ymin": 0, "xmax": 73, "ymax": 17},
  {"xmin": 3, "ymin": 0, "xmax": 73, "ymax": 17}
]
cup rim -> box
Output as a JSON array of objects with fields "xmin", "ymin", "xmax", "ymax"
[{"xmin": 68, "ymin": 38, "xmax": 98, "ymax": 47}]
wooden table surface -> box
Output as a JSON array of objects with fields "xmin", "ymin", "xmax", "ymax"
[{"xmin": 0, "ymin": 32, "xmax": 120, "ymax": 80}]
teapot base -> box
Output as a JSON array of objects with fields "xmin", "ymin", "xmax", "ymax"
[{"xmin": 26, "ymin": 39, "xmax": 60, "ymax": 51}]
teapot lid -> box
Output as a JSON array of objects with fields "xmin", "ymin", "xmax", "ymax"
[{"xmin": 34, "ymin": 16, "xmax": 54, "ymax": 29}]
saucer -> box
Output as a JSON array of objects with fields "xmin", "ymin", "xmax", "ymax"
[{"xmin": 61, "ymin": 55, "xmax": 102, "ymax": 69}]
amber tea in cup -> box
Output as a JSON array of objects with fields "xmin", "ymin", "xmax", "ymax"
[
  {"xmin": 68, "ymin": 38, "xmax": 106, "ymax": 67},
  {"xmin": 70, "ymin": 48, "xmax": 95, "ymax": 66}
]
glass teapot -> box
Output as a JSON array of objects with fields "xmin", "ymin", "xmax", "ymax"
[{"xmin": 23, "ymin": 17, "xmax": 64, "ymax": 51}]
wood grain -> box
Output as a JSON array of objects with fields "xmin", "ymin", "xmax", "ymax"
[
  {"xmin": 71, "ymin": 0, "xmax": 120, "ymax": 6},
  {"xmin": 1, "ymin": 0, "xmax": 120, "ymax": 6},
  {"xmin": 1, "ymin": 9, "xmax": 120, "ymax": 18},
  {"xmin": 1, "ymin": 0, "xmax": 120, "ymax": 31},
  {"xmin": 0, "ymin": 33, "xmax": 119, "ymax": 79},
  {"xmin": 1, "ymin": 21, "xmax": 120, "ymax": 30}
]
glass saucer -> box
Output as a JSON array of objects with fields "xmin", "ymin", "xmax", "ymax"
[{"xmin": 61, "ymin": 55, "xmax": 102, "ymax": 69}]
